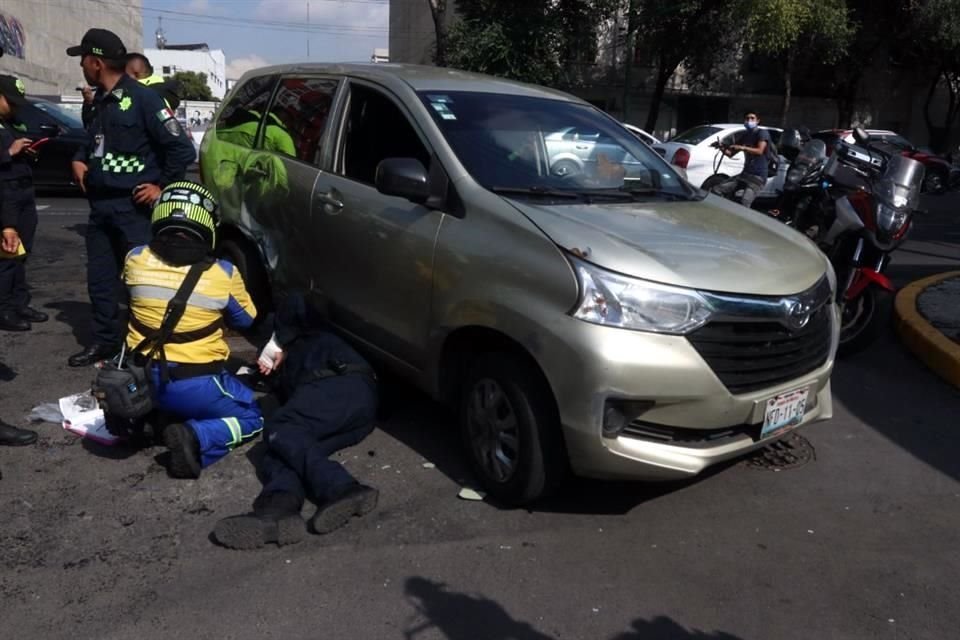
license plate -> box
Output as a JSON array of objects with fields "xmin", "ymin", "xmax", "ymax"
[{"xmin": 761, "ymin": 387, "xmax": 809, "ymax": 438}]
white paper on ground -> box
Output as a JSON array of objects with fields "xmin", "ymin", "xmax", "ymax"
[{"xmin": 59, "ymin": 392, "xmax": 120, "ymax": 445}]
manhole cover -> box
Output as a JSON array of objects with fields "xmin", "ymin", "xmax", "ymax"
[{"xmin": 744, "ymin": 432, "xmax": 815, "ymax": 471}]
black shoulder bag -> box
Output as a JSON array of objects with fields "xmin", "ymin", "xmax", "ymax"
[{"xmin": 92, "ymin": 259, "xmax": 213, "ymax": 419}]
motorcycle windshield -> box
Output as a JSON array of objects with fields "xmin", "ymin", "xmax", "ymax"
[
  {"xmin": 787, "ymin": 139, "xmax": 827, "ymax": 185},
  {"xmin": 876, "ymin": 154, "xmax": 924, "ymax": 210}
]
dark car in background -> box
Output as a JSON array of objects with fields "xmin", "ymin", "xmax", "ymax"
[{"xmin": 18, "ymin": 97, "xmax": 87, "ymax": 190}]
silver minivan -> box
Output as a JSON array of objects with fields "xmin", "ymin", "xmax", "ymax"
[{"xmin": 200, "ymin": 64, "xmax": 838, "ymax": 505}]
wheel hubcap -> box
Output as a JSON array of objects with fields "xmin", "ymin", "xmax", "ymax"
[{"xmin": 467, "ymin": 378, "xmax": 520, "ymax": 483}]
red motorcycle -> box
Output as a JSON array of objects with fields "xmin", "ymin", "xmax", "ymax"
[{"xmin": 776, "ymin": 128, "xmax": 925, "ymax": 356}]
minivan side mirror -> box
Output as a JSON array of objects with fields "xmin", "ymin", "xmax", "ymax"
[
  {"xmin": 375, "ymin": 158, "xmax": 430, "ymax": 204},
  {"xmin": 39, "ymin": 123, "xmax": 61, "ymax": 137},
  {"xmin": 853, "ymin": 127, "xmax": 870, "ymax": 144}
]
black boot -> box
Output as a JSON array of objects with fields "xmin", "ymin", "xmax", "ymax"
[
  {"xmin": 68, "ymin": 343, "xmax": 120, "ymax": 367},
  {"xmin": 0, "ymin": 311, "xmax": 30, "ymax": 332},
  {"xmin": 213, "ymin": 512, "xmax": 305, "ymax": 550},
  {"xmin": 17, "ymin": 306, "xmax": 48, "ymax": 323},
  {"xmin": 309, "ymin": 484, "xmax": 378, "ymax": 535},
  {"xmin": 0, "ymin": 420, "xmax": 38, "ymax": 446},
  {"xmin": 164, "ymin": 423, "xmax": 202, "ymax": 479},
  {"xmin": 214, "ymin": 492, "xmax": 305, "ymax": 550}
]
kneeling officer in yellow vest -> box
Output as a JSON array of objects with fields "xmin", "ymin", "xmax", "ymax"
[{"xmin": 123, "ymin": 181, "xmax": 262, "ymax": 477}]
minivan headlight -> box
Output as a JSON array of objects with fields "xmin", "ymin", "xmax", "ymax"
[{"xmin": 571, "ymin": 258, "xmax": 713, "ymax": 334}]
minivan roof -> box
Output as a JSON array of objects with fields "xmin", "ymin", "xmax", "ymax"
[{"xmin": 235, "ymin": 62, "xmax": 584, "ymax": 104}]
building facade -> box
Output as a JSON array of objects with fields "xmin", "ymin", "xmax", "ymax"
[
  {"xmin": 0, "ymin": 0, "xmax": 142, "ymax": 96},
  {"xmin": 144, "ymin": 45, "xmax": 227, "ymax": 100}
]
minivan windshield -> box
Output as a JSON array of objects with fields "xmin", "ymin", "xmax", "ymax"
[{"xmin": 418, "ymin": 91, "xmax": 697, "ymax": 202}]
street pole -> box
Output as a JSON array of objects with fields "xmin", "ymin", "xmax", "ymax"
[
  {"xmin": 307, "ymin": 1, "xmax": 311, "ymax": 59},
  {"xmin": 622, "ymin": 0, "xmax": 637, "ymax": 122}
]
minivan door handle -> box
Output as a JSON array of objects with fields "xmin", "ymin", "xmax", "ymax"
[{"xmin": 315, "ymin": 188, "xmax": 344, "ymax": 212}]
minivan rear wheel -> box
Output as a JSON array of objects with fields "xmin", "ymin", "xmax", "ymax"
[
  {"xmin": 217, "ymin": 235, "xmax": 272, "ymax": 327},
  {"xmin": 459, "ymin": 353, "xmax": 566, "ymax": 506}
]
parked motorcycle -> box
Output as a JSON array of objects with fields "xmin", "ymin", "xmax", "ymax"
[{"xmin": 770, "ymin": 128, "xmax": 926, "ymax": 356}]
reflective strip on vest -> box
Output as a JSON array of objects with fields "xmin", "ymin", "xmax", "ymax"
[{"xmin": 128, "ymin": 284, "xmax": 225, "ymax": 311}]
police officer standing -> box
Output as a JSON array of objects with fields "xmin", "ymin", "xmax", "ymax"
[
  {"xmin": 0, "ymin": 74, "xmax": 47, "ymax": 332},
  {"xmin": 65, "ymin": 29, "xmax": 196, "ymax": 367}
]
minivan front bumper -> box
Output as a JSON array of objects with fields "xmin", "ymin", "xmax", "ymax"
[{"xmin": 543, "ymin": 304, "xmax": 839, "ymax": 482}]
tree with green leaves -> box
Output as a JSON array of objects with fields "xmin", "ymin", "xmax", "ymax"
[
  {"xmin": 171, "ymin": 71, "xmax": 214, "ymax": 102},
  {"xmin": 445, "ymin": 0, "xmax": 617, "ymax": 86},
  {"xmin": 743, "ymin": 0, "xmax": 854, "ymax": 126},
  {"xmin": 630, "ymin": 0, "xmax": 743, "ymax": 134},
  {"xmin": 903, "ymin": 0, "xmax": 960, "ymax": 151}
]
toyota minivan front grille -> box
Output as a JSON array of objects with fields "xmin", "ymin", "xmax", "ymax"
[{"xmin": 687, "ymin": 305, "xmax": 832, "ymax": 395}]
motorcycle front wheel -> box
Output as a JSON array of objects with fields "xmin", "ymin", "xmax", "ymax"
[{"xmin": 837, "ymin": 286, "xmax": 892, "ymax": 357}]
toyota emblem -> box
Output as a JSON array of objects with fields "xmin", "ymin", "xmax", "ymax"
[{"xmin": 786, "ymin": 300, "xmax": 812, "ymax": 330}]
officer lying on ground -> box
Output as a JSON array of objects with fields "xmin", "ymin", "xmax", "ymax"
[
  {"xmin": 122, "ymin": 181, "xmax": 263, "ymax": 477},
  {"xmin": 213, "ymin": 293, "xmax": 378, "ymax": 549}
]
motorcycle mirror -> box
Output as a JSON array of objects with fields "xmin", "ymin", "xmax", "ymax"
[{"xmin": 853, "ymin": 127, "xmax": 870, "ymax": 144}]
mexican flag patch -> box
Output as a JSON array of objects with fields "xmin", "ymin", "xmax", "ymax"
[{"xmin": 156, "ymin": 108, "xmax": 175, "ymax": 122}]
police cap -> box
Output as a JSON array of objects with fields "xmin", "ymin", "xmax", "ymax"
[{"xmin": 66, "ymin": 29, "xmax": 127, "ymax": 59}]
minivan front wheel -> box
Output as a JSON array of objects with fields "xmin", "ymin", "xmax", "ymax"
[{"xmin": 460, "ymin": 353, "xmax": 566, "ymax": 506}]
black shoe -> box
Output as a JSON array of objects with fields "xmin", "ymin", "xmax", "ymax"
[
  {"xmin": 309, "ymin": 484, "xmax": 378, "ymax": 535},
  {"xmin": 0, "ymin": 311, "xmax": 30, "ymax": 332},
  {"xmin": 164, "ymin": 423, "xmax": 202, "ymax": 479},
  {"xmin": 17, "ymin": 306, "xmax": 48, "ymax": 323},
  {"xmin": 252, "ymin": 491, "xmax": 304, "ymax": 518},
  {"xmin": 0, "ymin": 420, "xmax": 38, "ymax": 446},
  {"xmin": 68, "ymin": 343, "xmax": 120, "ymax": 367},
  {"xmin": 213, "ymin": 512, "xmax": 305, "ymax": 550}
]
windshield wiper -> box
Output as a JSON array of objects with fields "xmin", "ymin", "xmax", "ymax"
[
  {"xmin": 617, "ymin": 186, "xmax": 697, "ymax": 201},
  {"xmin": 490, "ymin": 186, "xmax": 581, "ymax": 200}
]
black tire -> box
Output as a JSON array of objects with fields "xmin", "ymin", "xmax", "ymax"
[
  {"xmin": 922, "ymin": 171, "xmax": 946, "ymax": 195},
  {"xmin": 459, "ymin": 352, "xmax": 567, "ymax": 506},
  {"xmin": 216, "ymin": 235, "xmax": 272, "ymax": 326},
  {"xmin": 837, "ymin": 287, "xmax": 892, "ymax": 358},
  {"xmin": 700, "ymin": 174, "xmax": 728, "ymax": 192}
]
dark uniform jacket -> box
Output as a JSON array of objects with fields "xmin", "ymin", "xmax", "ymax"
[
  {"xmin": 76, "ymin": 74, "xmax": 195, "ymax": 199},
  {"xmin": 0, "ymin": 117, "xmax": 32, "ymax": 229}
]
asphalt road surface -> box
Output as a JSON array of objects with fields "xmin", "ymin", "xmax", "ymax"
[{"xmin": 1, "ymin": 192, "xmax": 958, "ymax": 640}]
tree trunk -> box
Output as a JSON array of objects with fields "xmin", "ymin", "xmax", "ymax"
[
  {"xmin": 622, "ymin": 0, "xmax": 638, "ymax": 121},
  {"xmin": 923, "ymin": 70, "xmax": 946, "ymax": 150},
  {"xmin": 427, "ymin": 0, "xmax": 447, "ymax": 66},
  {"xmin": 644, "ymin": 61, "xmax": 673, "ymax": 135},
  {"xmin": 780, "ymin": 52, "xmax": 793, "ymax": 127}
]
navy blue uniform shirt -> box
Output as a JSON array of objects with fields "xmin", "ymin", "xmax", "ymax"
[
  {"xmin": 741, "ymin": 127, "xmax": 772, "ymax": 178},
  {"xmin": 77, "ymin": 74, "xmax": 195, "ymax": 198},
  {"xmin": 0, "ymin": 117, "xmax": 32, "ymax": 229}
]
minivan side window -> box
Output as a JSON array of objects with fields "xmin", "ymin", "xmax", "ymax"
[
  {"xmin": 270, "ymin": 77, "xmax": 339, "ymax": 164},
  {"xmin": 339, "ymin": 84, "xmax": 431, "ymax": 185},
  {"xmin": 215, "ymin": 75, "xmax": 278, "ymax": 149}
]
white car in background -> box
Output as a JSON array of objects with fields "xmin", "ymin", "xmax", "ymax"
[
  {"xmin": 654, "ymin": 123, "xmax": 787, "ymax": 197},
  {"xmin": 622, "ymin": 123, "xmax": 661, "ymax": 146}
]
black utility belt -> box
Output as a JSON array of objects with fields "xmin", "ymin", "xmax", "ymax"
[
  {"xmin": 131, "ymin": 353, "xmax": 225, "ymax": 380},
  {"xmin": 0, "ymin": 176, "xmax": 32, "ymax": 189}
]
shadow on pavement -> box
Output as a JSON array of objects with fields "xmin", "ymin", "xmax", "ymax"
[
  {"xmin": 403, "ymin": 577, "xmax": 553, "ymax": 640},
  {"xmin": 0, "ymin": 361, "xmax": 16, "ymax": 381},
  {"xmin": 610, "ymin": 616, "xmax": 745, "ymax": 640},
  {"xmin": 44, "ymin": 300, "xmax": 94, "ymax": 347},
  {"xmin": 402, "ymin": 577, "xmax": 745, "ymax": 640},
  {"xmin": 832, "ymin": 320, "xmax": 960, "ymax": 482}
]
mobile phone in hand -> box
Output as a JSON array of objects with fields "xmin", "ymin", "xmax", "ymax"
[{"xmin": 28, "ymin": 137, "xmax": 51, "ymax": 151}]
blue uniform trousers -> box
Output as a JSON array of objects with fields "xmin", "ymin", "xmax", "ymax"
[
  {"xmin": 259, "ymin": 374, "xmax": 377, "ymax": 507},
  {"xmin": 86, "ymin": 196, "xmax": 151, "ymax": 345},
  {"xmin": 151, "ymin": 368, "xmax": 264, "ymax": 468},
  {"xmin": 0, "ymin": 184, "xmax": 37, "ymax": 313}
]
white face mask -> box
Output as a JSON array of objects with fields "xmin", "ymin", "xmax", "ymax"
[{"xmin": 744, "ymin": 120, "xmax": 758, "ymax": 130}]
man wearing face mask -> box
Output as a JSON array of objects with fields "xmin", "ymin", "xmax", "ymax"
[
  {"xmin": 710, "ymin": 110, "xmax": 772, "ymax": 208},
  {"xmin": 65, "ymin": 29, "xmax": 196, "ymax": 368}
]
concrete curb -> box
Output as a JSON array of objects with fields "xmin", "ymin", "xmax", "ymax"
[{"xmin": 893, "ymin": 270, "xmax": 960, "ymax": 391}]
